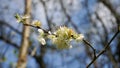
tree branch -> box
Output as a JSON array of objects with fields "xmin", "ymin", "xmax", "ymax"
[
  {"xmin": 23, "ymin": 23, "xmax": 48, "ymax": 33},
  {"xmin": 99, "ymin": 0, "xmax": 120, "ymax": 28},
  {"xmin": 0, "ymin": 36, "xmax": 19, "ymax": 49},
  {"xmin": 0, "ymin": 20, "xmax": 22, "ymax": 35},
  {"xmin": 95, "ymin": 12, "xmax": 118, "ymax": 68},
  {"xmin": 16, "ymin": 0, "xmax": 31, "ymax": 68},
  {"xmin": 40, "ymin": 0, "xmax": 52, "ymax": 30},
  {"xmin": 86, "ymin": 31, "xmax": 119, "ymax": 68},
  {"xmin": 83, "ymin": 39, "xmax": 96, "ymax": 58},
  {"xmin": 59, "ymin": 0, "xmax": 80, "ymax": 33}
]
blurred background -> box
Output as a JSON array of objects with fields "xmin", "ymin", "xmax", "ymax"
[{"xmin": 0, "ymin": 0, "xmax": 120, "ymax": 68}]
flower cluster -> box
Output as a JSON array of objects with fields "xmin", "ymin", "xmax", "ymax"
[
  {"xmin": 15, "ymin": 14, "xmax": 84, "ymax": 49},
  {"xmin": 38, "ymin": 26, "xmax": 84, "ymax": 49}
]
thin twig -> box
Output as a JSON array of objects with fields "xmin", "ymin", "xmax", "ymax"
[
  {"xmin": 83, "ymin": 39, "xmax": 96, "ymax": 58},
  {"xmin": 59, "ymin": 0, "xmax": 80, "ymax": 32},
  {"xmin": 40, "ymin": 0, "xmax": 52, "ymax": 30},
  {"xmin": 0, "ymin": 21, "xmax": 22, "ymax": 34},
  {"xmin": 24, "ymin": 24, "xmax": 48, "ymax": 33},
  {"xmin": 24, "ymin": 24, "xmax": 41, "ymax": 29},
  {"xmin": 86, "ymin": 31, "xmax": 119, "ymax": 68},
  {"xmin": 0, "ymin": 36, "xmax": 19, "ymax": 49}
]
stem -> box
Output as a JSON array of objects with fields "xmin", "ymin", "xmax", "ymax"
[
  {"xmin": 24, "ymin": 24, "xmax": 48, "ymax": 33},
  {"xmin": 83, "ymin": 39, "xmax": 96, "ymax": 58}
]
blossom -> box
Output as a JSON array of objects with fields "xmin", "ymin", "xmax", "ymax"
[
  {"xmin": 48, "ymin": 26, "xmax": 84, "ymax": 49},
  {"xmin": 32, "ymin": 20, "xmax": 41, "ymax": 27},
  {"xmin": 38, "ymin": 29, "xmax": 46, "ymax": 45},
  {"xmin": 38, "ymin": 37, "xmax": 46, "ymax": 45},
  {"xmin": 37, "ymin": 26, "xmax": 84, "ymax": 49},
  {"xmin": 75, "ymin": 34, "xmax": 84, "ymax": 42},
  {"xmin": 38, "ymin": 29, "xmax": 44, "ymax": 35}
]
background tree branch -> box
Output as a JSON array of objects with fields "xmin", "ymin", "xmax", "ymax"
[{"xmin": 16, "ymin": 0, "xmax": 31, "ymax": 68}]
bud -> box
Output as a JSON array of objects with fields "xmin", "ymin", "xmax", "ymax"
[
  {"xmin": 14, "ymin": 13, "xmax": 21, "ymax": 23},
  {"xmin": 38, "ymin": 29, "xmax": 44, "ymax": 35},
  {"xmin": 38, "ymin": 37, "xmax": 46, "ymax": 45},
  {"xmin": 32, "ymin": 20, "xmax": 41, "ymax": 27},
  {"xmin": 38, "ymin": 29, "xmax": 46, "ymax": 45}
]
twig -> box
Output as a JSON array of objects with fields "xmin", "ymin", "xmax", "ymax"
[
  {"xmin": 40, "ymin": 0, "xmax": 52, "ymax": 30},
  {"xmin": 86, "ymin": 31, "xmax": 119, "ymax": 68},
  {"xmin": 0, "ymin": 21, "xmax": 22, "ymax": 34},
  {"xmin": 83, "ymin": 39, "xmax": 96, "ymax": 58},
  {"xmin": 24, "ymin": 24, "xmax": 49, "ymax": 34},
  {"xmin": 59, "ymin": 0, "xmax": 80, "ymax": 32},
  {"xmin": 0, "ymin": 36, "xmax": 19, "ymax": 49}
]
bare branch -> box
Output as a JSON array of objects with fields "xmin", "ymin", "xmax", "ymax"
[
  {"xmin": 86, "ymin": 31, "xmax": 119, "ymax": 68},
  {"xmin": 59, "ymin": 0, "xmax": 80, "ymax": 33},
  {"xmin": 95, "ymin": 12, "xmax": 119, "ymax": 68},
  {"xmin": 0, "ymin": 36, "xmax": 19, "ymax": 49},
  {"xmin": 83, "ymin": 39, "xmax": 96, "ymax": 58},
  {"xmin": 0, "ymin": 20, "xmax": 22, "ymax": 35},
  {"xmin": 40, "ymin": 0, "xmax": 52, "ymax": 30},
  {"xmin": 99, "ymin": 0, "xmax": 120, "ymax": 29},
  {"xmin": 23, "ymin": 23, "xmax": 48, "ymax": 33}
]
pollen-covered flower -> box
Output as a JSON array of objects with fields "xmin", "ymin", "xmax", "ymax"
[
  {"xmin": 48, "ymin": 26, "xmax": 84, "ymax": 49},
  {"xmin": 37, "ymin": 26, "xmax": 84, "ymax": 48}
]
